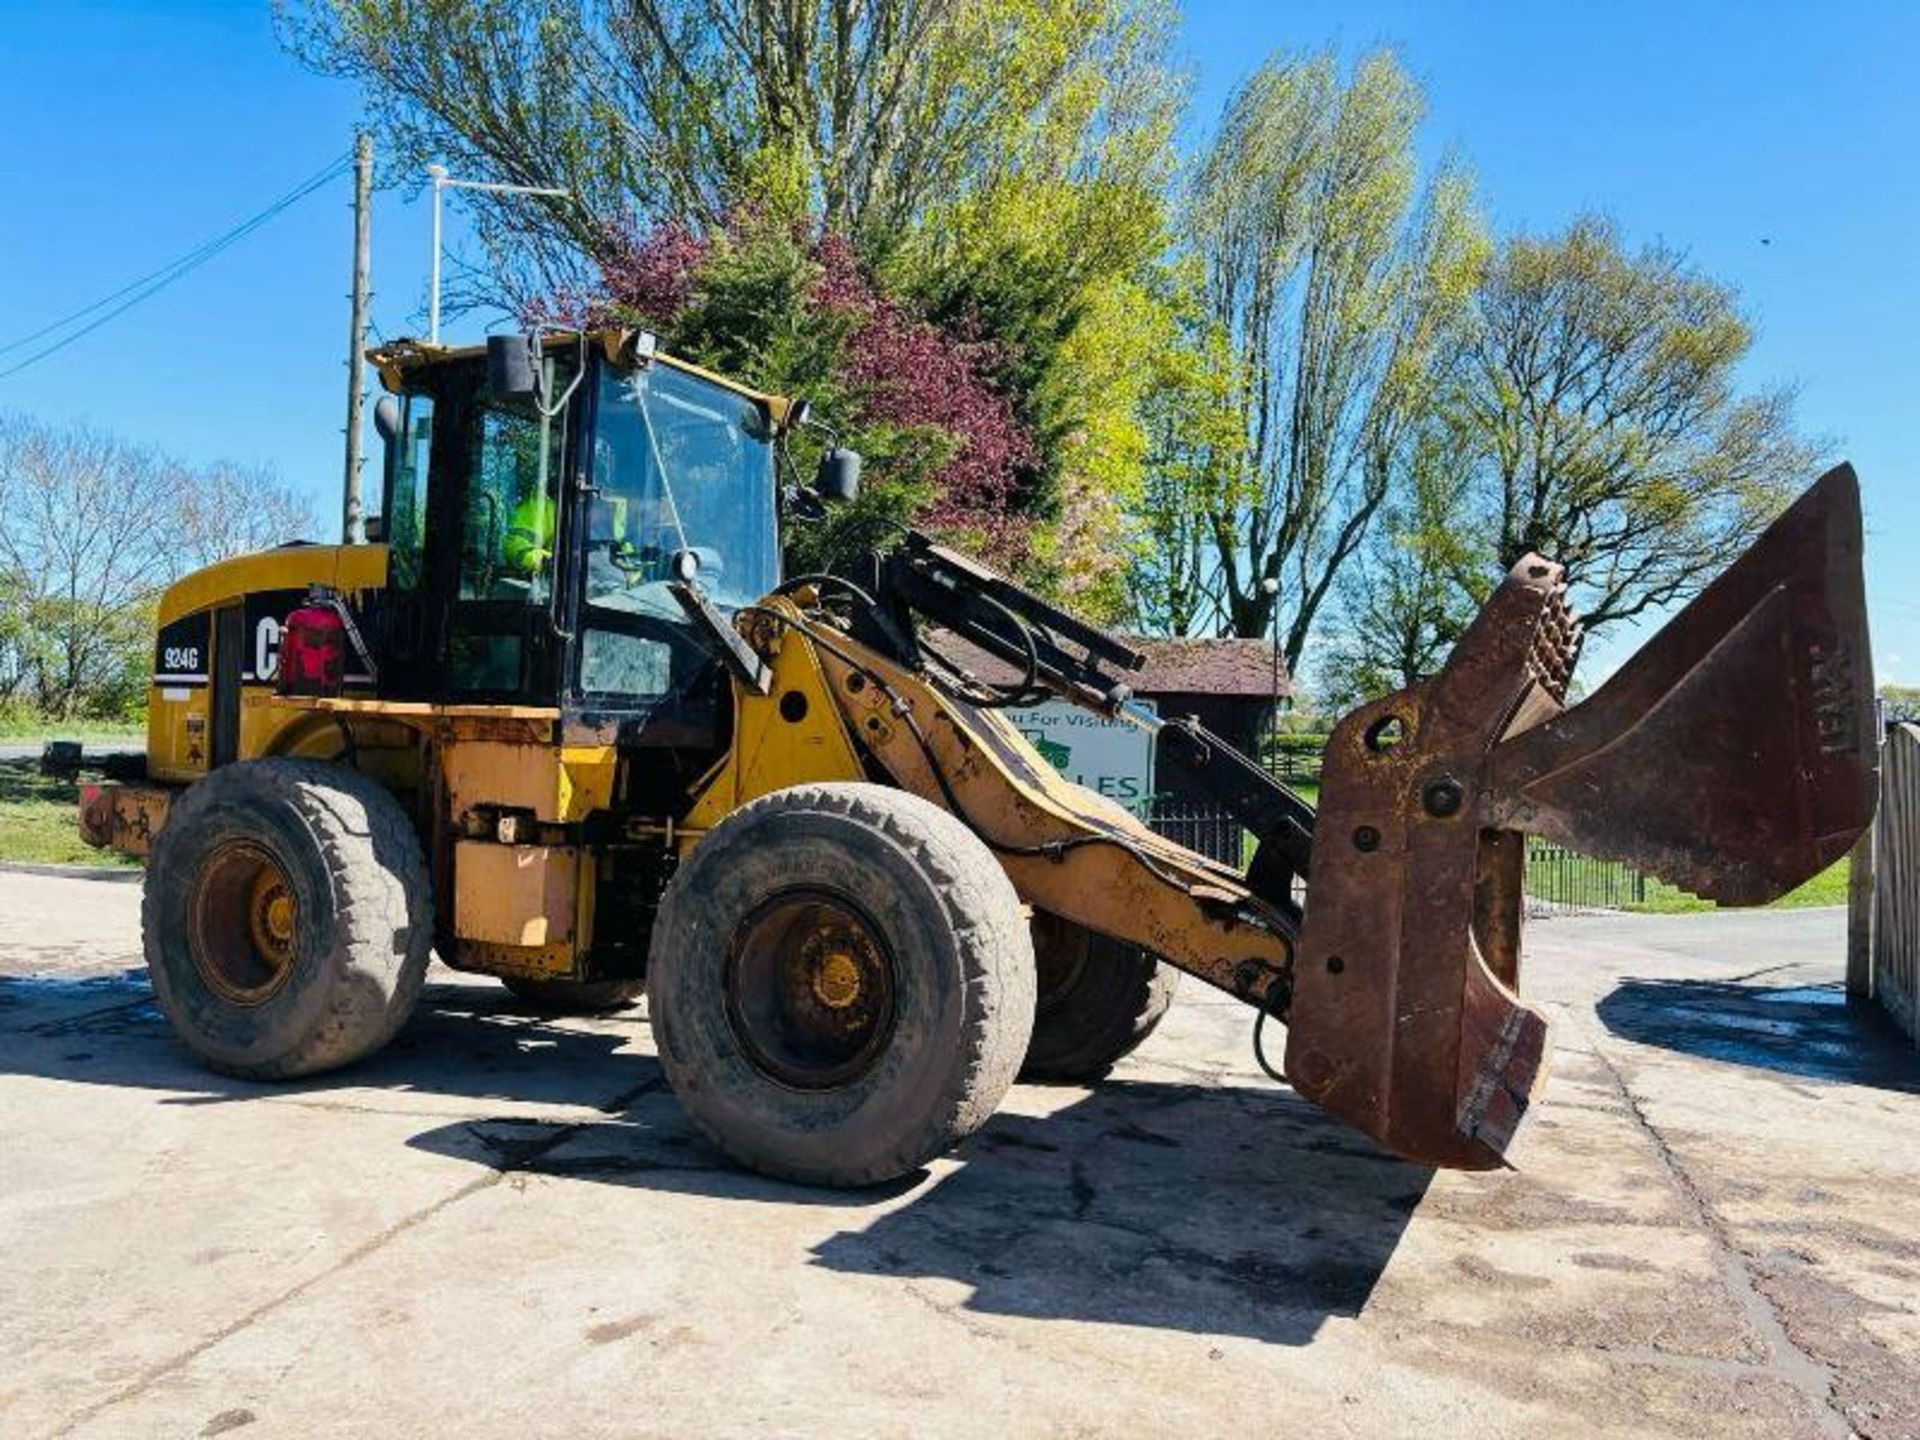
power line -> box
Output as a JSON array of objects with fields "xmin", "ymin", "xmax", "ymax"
[
  {"xmin": 0, "ymin": 151, "xmax": 354, "ymax": 381},
  {"xmin": 0, "ymin": 150, "xmax": 351, "ymax": 361}
]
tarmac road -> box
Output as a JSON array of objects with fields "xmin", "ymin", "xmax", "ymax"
[
  {"xmin": 2, "ymin": 873, "xmax": 1916, "ymax": 1438},
  {"xmin": 0, "ymin": 741, "xmax": 144, "ymax": 763}
]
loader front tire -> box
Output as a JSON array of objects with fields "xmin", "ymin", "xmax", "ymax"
[
  {"xmin": 647, "ymin": 783, "xmax": 1034, "ymax": 1187},
  {"xmin": 1020, "ymin": 913, "xmax": 1177, "ymax": 1083},
  {"xmin": 143, "ymin": 758, "xmax": 432, "ymax": 1080}
]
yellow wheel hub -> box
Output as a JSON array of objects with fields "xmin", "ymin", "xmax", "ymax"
[
  {"xmin": 810, "ymin": 950, "xmax": 863, "ymax": 1010},
  {"xmin": 727, "ymin": 889, "xmax": 897, "ymax": 1090},
  {"xmin": 191, "ymin": 841, "xmax": 300, "ymax": 1008},
  {"xmin": 246, "ymin": 868, "xmax": 297, "ymax": 969}
]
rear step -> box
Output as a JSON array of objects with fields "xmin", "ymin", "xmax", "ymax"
[{"xmin": 1284, "ymin": 465, "xmax": 1876, "ymax": 1169}]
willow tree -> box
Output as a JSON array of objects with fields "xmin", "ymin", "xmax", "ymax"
[{"xmin": 1164, "ymin": 50, "xmax": 1485, "ymax": 670}]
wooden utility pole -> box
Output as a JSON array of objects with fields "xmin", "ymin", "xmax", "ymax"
[{"xmin": 342, "ymin": 132, "xmax": 373, "ymax": 544}]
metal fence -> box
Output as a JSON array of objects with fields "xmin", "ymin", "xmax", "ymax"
[
  {"xmin": 1142, "ymin": 795, "xmax": 1247, "ymax": 867},
  {"xmin": 1140, "ymin": 795, "xmax": 1650, "ymax": 917},
  {"xmin": 1522, "ymin": 841, "xmax": 1648, "ymax": 916}
]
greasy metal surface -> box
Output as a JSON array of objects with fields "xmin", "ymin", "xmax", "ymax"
[
  {"xmin": 442, "ymin": 741, "xmax": 566, "ymax": 825},
  {"xmin": 1287, "ymin": 553, "xmax": 1572, "ymax": 1169},
  {"xmin": 1287, "ymin": 466, "xmax": 1877, "ymax": 1170},
  {"xmin": 680, "ymin": 599, "xmax": 866, "ymax": 833},
  {"xmin": 453, "ymin": 841, "xmax": 581, "ymax": 949},
  {"xmin": 80, "ymin": 783, "xmax": 172, "ymax": 858},
  {"xmin": 723, "ymin": 888, "xmax": 899, "ymax": 1090}
]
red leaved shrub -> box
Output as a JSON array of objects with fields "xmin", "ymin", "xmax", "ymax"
[{"xmin": 572, "ymin": 217, "xmax": 1037, "ymax": 559}]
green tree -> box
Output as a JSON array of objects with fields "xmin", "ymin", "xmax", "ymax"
[
  {"xmin": 1162, "ymin": 50, "xmax": 1485, "ymax": 672},
  {"xmin": 1880, "ymin": 685, "xmax": 1920, "ymax": 725},
  {"xmin": 294, "ymin": 0, "xmax": 1166, "ymax": 251},
  {"xmin": 1456, "ymin": 215, "xmax": 1822, "ymax": 631},
  {"xmin": 1318, "ymin": 421, "xmax": 1484, "ymax": 708},
  {"xmin": 1128, "ymin": 273, "xmax": 1245, "ymax": 634},
  {"xmin": 0, "ymin": 415, "xmax": 312, "ymax": 720},
  {"xmin": 285, "ymin": 0, "xmax": 1182, "ymax": 616}
]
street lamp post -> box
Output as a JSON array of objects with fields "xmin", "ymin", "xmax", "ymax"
[{"xmin": 425, "ymin": 164, "xmax": 570, "ymax": 344}]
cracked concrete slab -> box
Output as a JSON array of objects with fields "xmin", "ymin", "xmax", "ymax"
[{"xmin": 1, "ymin": 872, "xmax": 1915, "ymax": 1437}]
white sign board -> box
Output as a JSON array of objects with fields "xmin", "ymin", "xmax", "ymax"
[{"xmin": 1005, "ymin": 700, "xmax": 1156, "ymax": 812}]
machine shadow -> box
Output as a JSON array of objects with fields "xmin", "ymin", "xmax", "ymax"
[
  {"xmin": 409, "ymin": 1073, "xmax": 1434, "ymax": 1347},
  {"xmin": 1596, "ymin": 975, "xmax": 1920, "ymax": 1093},
  {"xmin": 4, "ymin": 967, "xmax": 1430, "ymax": 1344},
  {"xmin": 0, "ymin": 969, "xmax": 656, "ymax": 1109}
]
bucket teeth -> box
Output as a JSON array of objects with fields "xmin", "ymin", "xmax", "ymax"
[{"xmin": 1525, "ymin": 582, "xmax": 1580, "ymax": 703}]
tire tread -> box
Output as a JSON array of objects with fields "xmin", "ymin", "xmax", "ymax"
[
  {"xmin": 650, "ymin": 781, "xmax": 1034, "ymax": 1186},
  {"xmin": 143, "ymin": 758, "xmax": 432, "ymax": 1080}
]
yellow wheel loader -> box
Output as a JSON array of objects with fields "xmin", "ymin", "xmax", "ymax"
[{"xmin": 75, "ymin": 329, "xmax": 1877, "ymax": 1185}]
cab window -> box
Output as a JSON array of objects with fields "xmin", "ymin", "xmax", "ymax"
[
  {"xmin": 575, "ymin": 361, "xmax": 777, "ymax": 701},
  {"xmin": 382, "ymin": 392, "xmax": 433, "ymax": 592},
  {"xmin": 459, "ymin": 399, "xmax": 563, "ymax": 602},
  {"xmin": 444, "ymin": 349, "xmax": 578, "ymax": 695}
]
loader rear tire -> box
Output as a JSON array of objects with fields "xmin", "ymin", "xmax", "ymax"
[
  {"xmin": 647, "ymin": 782, "xmax": 1035, "ymax": 1187},
  {"xmin": 500, "ymin": 975, "xmax": 645, "ymax": 1013},
  {"xmin": 142, "ymin": 758, "xmax": 432, "ymax": 1081},
  {"xmin": 1020, "ymin": 913, "xmax": 1178, "ymax": 1083}
]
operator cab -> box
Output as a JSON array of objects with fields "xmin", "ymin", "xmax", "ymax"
[{"xmin": 371, "ymin": 332, "xmax": 800, "ymax": 766}]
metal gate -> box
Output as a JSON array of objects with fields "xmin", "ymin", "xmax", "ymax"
[
  {"xmin": 1853, "ymin": 723, "xmax": 1920, "ymax": 1045},
  {"xmin": 1142, "ymin": 796, "xmax": 1245, "ymax": 867},
  {"xmin": 1522, "ymin": 842, "xmax": 1648, "ymax": 916}
]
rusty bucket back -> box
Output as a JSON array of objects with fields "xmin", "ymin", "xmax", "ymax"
[{"xmin": 1284, "ymin": 464, "xmax": 1877, "ymax": 1169}]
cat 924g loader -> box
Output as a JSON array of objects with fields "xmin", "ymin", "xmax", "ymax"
[{"xmin": 76, "ymin": 328, "xmax": 1877, "ymax": 1185}]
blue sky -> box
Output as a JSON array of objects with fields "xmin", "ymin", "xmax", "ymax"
[{"xmin": 1, "ymin": 1, "xmax": 1915, "ymax": 681}]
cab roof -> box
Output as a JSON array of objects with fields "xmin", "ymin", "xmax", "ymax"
[{"xmin": 366, "ymin": 328, "xmax": 798, "ymax": 427}]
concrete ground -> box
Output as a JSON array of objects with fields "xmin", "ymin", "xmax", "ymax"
[{"xmin": 2, "ymin": 871, "xmax": 1917, "ymax": 1439}]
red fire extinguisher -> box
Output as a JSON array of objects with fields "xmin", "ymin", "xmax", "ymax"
[{"xmin": 279, "ymin": 589, "xmax": 349, "ymax": 697}]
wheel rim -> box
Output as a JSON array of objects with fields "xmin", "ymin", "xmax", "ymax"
[
  {"xmin": 1031, "ymin": 911, "xmax": 1092, "ymax": 1017},
  {"xmin": 724, "ymin": 888, "xmax": 897, "ymax": 1090},
  {"xmin": 189, "ymin": 840, "xmax": 299, "ymax": 1006}
]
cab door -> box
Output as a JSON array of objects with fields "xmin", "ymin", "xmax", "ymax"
[{"xmin": 405, "ymin": 350, "xmax": 584, "ymax": 704}]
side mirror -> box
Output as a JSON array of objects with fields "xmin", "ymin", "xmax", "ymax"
[
  {"xmin": 373, "ymin": 395, "xmax": 402, "ymax": 443},
  {"xmin": 486, "ymin": 332, "xmax": 540, "ymax": 400},
  {"xmin": 815, "ymin": 446, "xmax": 862, "ymax": 504},
  {"xmin": 372, "ymin": 397, "xmax": 403, "ymax": 535}
]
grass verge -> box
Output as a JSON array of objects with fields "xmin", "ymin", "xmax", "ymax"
[
  {"xmin": 0, "ymin": 710, "xmax": 145, "ymax": 745},
  {"xmin": 0, "ymin": 760, "xmax": 138, "ymax": 868},
  {"xmin": 1621, "ymin": 856, "xmax": 1849, "ymax": 913}
]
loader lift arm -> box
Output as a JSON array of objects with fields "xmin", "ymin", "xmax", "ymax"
[{"xmin": 842, "ymin": 532, "xmax": 1319, "ymax": 907}]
